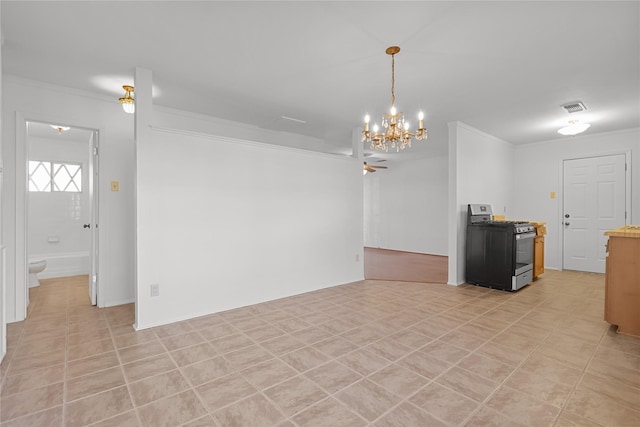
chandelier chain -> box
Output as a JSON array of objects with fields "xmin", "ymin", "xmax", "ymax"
[{"xmin": 391, "ymin": 53, "xmax": 395, "ymax": 108}]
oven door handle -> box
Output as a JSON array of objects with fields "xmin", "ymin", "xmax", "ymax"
[{"xmin": 516, "ymin": 232, "xmax": 537, "ymax": 240}]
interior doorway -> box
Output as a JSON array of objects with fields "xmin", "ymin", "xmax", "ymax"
[
  {"xmin": 562, "ymin": 153, "xmax": 628, "ymax": 273},
  {"xmin": 24, "ymin": 121, "xmax": 99, "ymax": 314}
]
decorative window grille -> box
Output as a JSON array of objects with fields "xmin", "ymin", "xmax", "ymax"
[{"xmin": 29, "ymin": 161, "xmax": 82, "ymax": 192}]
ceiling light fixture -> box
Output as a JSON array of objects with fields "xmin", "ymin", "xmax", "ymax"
[
  {"xmin": 119, "ymin": 85, "xmax": 135, "ymax": 114},
  {"xmin": 362, "ymin": 46, "xmax": 427, "ymax": 152},
  {"xmin": 558, "ymin": 120, "xmax": 591, "ymax": 136},
  {"xmin": 50, "ymin": 125, "xmax": 70, "ymax": 134}
]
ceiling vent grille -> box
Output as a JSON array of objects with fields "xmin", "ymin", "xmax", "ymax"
[{"xmin": 562, "ymin": 101, "xmax": 586, "ymax": 113}]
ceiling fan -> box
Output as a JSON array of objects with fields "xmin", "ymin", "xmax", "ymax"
[{"xmin": 363, "ymin": 161, "xmax": 388, "ymax": 174}]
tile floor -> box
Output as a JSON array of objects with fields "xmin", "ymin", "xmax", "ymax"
[{"xmin": 1, "ymin": 271, "xmax": 639, "ymax": 426}]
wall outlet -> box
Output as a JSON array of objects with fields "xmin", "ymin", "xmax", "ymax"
[{"xmin": 150, "ymin": 283, "xmax": 160, "ymax": 297}]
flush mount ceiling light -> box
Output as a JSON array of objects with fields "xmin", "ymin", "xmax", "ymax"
[
  {"xmin": 119, "ymin": 85, "xmax": 135, "ymax": 114},
  {"xmin": 50, "ymin": 125, "xmax": 70, "ymax": 134},
  {"xmin": 362, "ymin": 46, "xmax": 427, "ymax": 152},
  {"xmin": 558, "ymin": 120, "xmax": 591, "ymax": 136}
]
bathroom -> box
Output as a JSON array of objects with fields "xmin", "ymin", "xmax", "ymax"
[{"xmin": 27, "ymin": 121, "xmax": 96, "ymax": 307}]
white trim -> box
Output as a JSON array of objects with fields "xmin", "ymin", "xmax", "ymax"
[
  {"xmin": 1, "ymin": 246, "xmax": 6, "ymax": 362},
  {"xmin": 149, "ymin": 125, "xmax": 356, "ymax": 162},
  {"xmin": 15, "ymin": 112, "xmax": 28, "ymax": 321},
  {"xmin": 514, "ymin": 127, "xmax": 640, "ymax": 149},
  {"xmin": 4, "ymin": 75, "xmax": 115, "ymax": 105}
]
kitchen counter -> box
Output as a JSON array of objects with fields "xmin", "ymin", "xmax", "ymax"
[
  {"xmin": 604, "ymin": 225, "xmax": 640, "ymax": 337},
  {"xmin": 605, "ymin": 225, "xmax": 640, "ymax": 238}
]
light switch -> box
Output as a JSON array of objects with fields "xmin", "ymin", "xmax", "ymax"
[
  {"xmin": 550, "ymin": 191, "xmax": 556, "ymax": 199},
  {"xmin": 111, "ymin": 181, "xmax": 119, "ymax": 192}
]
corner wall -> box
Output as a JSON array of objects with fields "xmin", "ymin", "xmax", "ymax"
[
  {"xmin": 448, "ymin": 122, "xmax": 514, "ymax": 285},
  {"xmin": 135, "ymin": 127, "xmax": 364, "ymax": 329}
]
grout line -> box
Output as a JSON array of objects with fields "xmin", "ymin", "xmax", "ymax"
[{"xmin": 3, "ymin": 272, "xmax": 636, "ymax": 427}]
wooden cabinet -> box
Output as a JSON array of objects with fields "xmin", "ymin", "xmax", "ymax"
[
  {"xmin": 531, "ymin": 221, "xmax": 546, "ymax": 280},
  {"xmin": 604, "ymin": 226, "xmax": 640, "ymax": 337},
  {"xmin": 534, "ymin": 236, "xmax": 545, "ymax": 279}
]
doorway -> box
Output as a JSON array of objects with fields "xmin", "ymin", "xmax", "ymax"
[
  {"xmin": 562, "ymin": 153, "xmax": 628, "ymax": 273},
  {"xmin": 24, "ymin": 120, "xmax": 99, "ymax": 315}
]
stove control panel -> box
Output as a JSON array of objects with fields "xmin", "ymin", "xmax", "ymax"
[{"xmin": 516, "ymin": 225, "xmax": 535, "ymax": 234}]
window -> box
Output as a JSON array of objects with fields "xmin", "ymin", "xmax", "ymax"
[{"xmin": 29, "ymin": 161, "xmax": 82, "ymax": 192}]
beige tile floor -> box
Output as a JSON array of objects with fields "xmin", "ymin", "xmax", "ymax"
[{"xmin": 1, "ymin": 271, "xmax": 639, "ymax": 426}]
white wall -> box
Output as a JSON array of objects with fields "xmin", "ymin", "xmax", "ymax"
[
  {"xmin": 28, "ymin": 136, "xmax": 90, "ymax": 278},
  {"xmin": 364, "ymin": 155, "xmax": 448, "ymax": 255},
  {"xmin": 0, "ymin": 3, "xmax": 5, "ymax": 361},
  {"xmin": 2, "ymin": 76, "xmax": 136, "ymax": 321},
  {"xmin": 135, "ymin": 127, "xmax": 364, "ymax": 329},
  {"xmin": 511, "ymin": 127, "xmax": 640, "ymax": 269},
  {"xmin": 448, "ymin": 122, "xmax": 514, "ymax": 285}
]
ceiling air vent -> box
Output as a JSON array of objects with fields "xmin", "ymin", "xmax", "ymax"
[{"xmin": 561, "ymin": 101, "xmax": 586, "ymax": 113}]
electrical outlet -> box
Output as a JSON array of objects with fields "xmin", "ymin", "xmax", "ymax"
[{"xmin": 150, "ymin": 283, "xmax": 160, "ymax": 297}]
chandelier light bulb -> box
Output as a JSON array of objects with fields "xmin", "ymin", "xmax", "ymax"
[
  {"xmin": 404, "ymin": 122, "xmax": 410, "ymax": 131},
  {"xmin": 364, "ymin": 114, "xmax": 370, "ymax": 124},
  {"xmin": 418, "ymin": 111, "xmax": 424, "ymax": 120},
  {"xmin": 373, "ymin": 123, "xmax": 379, "ymax": 133},
  {"xmin": 390, "ymin": 106, "xmax": 396, "ymax": 115}
]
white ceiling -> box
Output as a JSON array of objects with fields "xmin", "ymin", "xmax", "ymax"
[{"xmin": 2, "ymin": 1, "xmax": 639, "ymax": 159}]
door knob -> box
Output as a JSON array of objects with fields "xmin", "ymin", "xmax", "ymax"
[
  {"xmin": 83, "ymin": 224, "xmax": 91, "ymax": 229},
  {"xmin": 564, "ymin": 214, "xmax": 570, "ymax": 218},
  {"xmin": 564, "ymin": 222, "xmax": 570, "ymax": 226}
]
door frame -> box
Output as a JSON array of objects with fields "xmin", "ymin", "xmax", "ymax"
[
  {"xmin": 558, "ymin": 150, "xmax": 631, "ymax": 271},
  {"xmin": 15, "ymin": 112, "xmax": 103, "ymax": 320}
]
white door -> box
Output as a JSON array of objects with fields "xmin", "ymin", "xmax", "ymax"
[
  {"xmin": 563, "ymin": 154, "xmax": 627, "ymax": 273},
  {"xmin": 89, "ymin": 131, "xmax": 99, "ymax": 305}
]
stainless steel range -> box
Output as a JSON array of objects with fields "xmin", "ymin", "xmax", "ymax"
[{"xmin": 465, "ymin": 204, "xmax": 535, "ymax": 291}]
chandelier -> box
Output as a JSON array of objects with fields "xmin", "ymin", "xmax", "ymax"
[
  {"xmin": 119, "ymin": 85, "xmax": 135, "ymax": 114},
  {"xmin": 362, "ymin": 46, "xmax": 427, "ymax": 152}
]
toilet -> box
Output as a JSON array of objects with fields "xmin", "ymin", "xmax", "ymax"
[{"xmin": 28, "ymin": 259, "xmax": 47, "ymax": 288}]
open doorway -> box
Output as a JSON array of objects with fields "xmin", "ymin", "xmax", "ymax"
[{"xmin": 24, "ymin": 121, "xmax": 99, "ymax": 316}]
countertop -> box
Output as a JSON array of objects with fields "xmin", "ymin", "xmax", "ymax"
[
  {"xmin": 605, "ymin": 225, "xmax": 640, "ymax": 238},
  {"xmin": 492, "ymin": 218, "xmax": 547, "ymax": 235}
]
